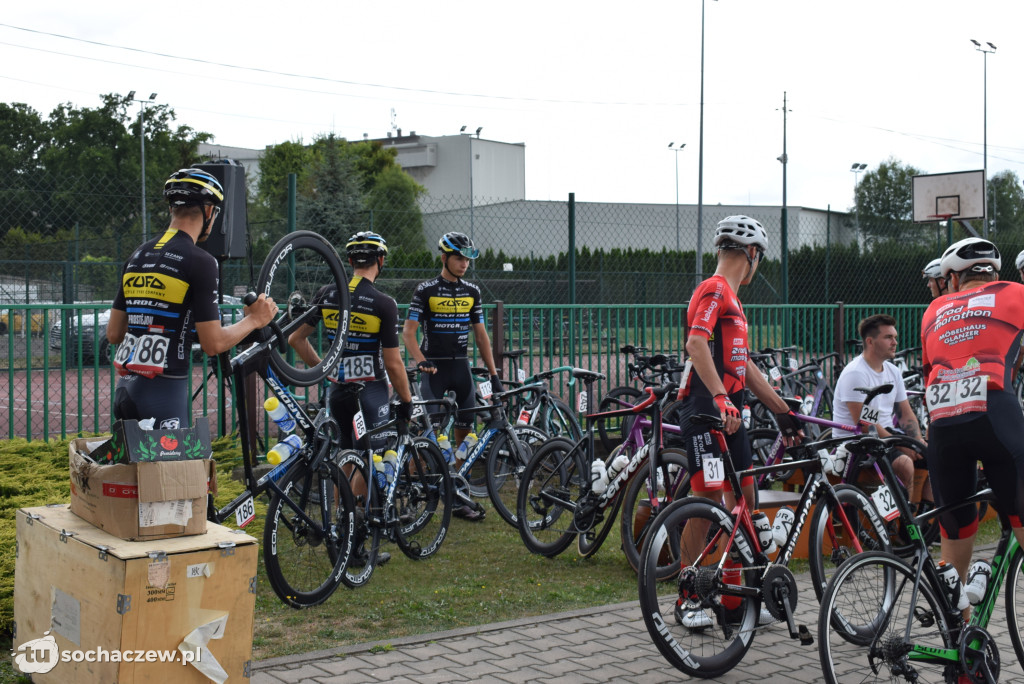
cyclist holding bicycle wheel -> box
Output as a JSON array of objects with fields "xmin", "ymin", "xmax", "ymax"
[
  {"xmin": 921, "ymin": 237, "xmax": 1024, "ymax": 593},
  {"xmin": 106, "ymin": 168, "xmax": 277, "ymax": 429},
  {"xmin": 402, "ymin": 231, "xmax": 502, "ymax": 521}
]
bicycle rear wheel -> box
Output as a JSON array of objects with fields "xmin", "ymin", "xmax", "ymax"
[
  {"xmin": 818, "ymin": 551, "xmax": 953, "ymax": 684},
  {"xmin": 263, "ymin": 457, "xmax": 354, "ymax": 608},
  {"xmin": 333, "ymin": 449, "xmax": 383, "ymax": 589},
  {"xmin": 807, "ymin": 483, "xmax": 891, "ymax": 603},
  {"xmin": 395, "ymin": 438, "xmax": 453, "ymax": 560},
  {"xmin": 1006, "ymin": 544, "xmax": 1024, "ymax": 670},
  {"xmin": 256, "ymin": 230, "xmax": 349, "ymax": 387},
  {"xmin": 486, "ymin": 424, "xmax": 549, "ymax": 527},
  {"xmin": 596, "ymin": 387, "xmax": 642, "ymax": 454},
  {"xmin": 620, "ymin": 447, "xmax": 691, "ymax": 578},
  {"xmin": 516, "ymin": 437, "xmax": 587, "ymax": 557},
  {"xmin": 638, "ymin": 498, "xmax": 759, "ymax": 678}
]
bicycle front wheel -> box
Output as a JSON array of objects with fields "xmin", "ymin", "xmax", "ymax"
[
  {"xmin": 620, "ymin": 447, "xmax": 691, "ymax": 578},
  {"xmin": 256, "ymin": 230, "xmax": 349, "ymax": 386},
  {"xmin": 1005, "ymin": 543, "xmax": 1024, "ymax": 669},
  {"xmin": 263, "ymin": 458, "xmax": 354, "ymax": 608},
  {"xmin": 807, "ymin": 483, "xmax": 891, "ymax": 603},
  {"xmin": 516, "ymin": 437, "xmax": 587, "ymax": 557},
  {"xmin": 638, "ymin": 498, "xmax": 759, "ymax": 678},
  {"xmin": 395, "ymin": 438, "xmax": 453, "ymax": 560},
  {"xmin": 486, "ymin": 424, "xmax": 549, "ymax": 527},
  {"xmin": 818, "ymin": 551, "xmax": 953, "ymax": 684}
]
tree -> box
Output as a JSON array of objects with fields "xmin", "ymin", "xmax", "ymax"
[
  {"xmin": 853, "ymin": 158, "xmax": 922, "ymax": 243},
  {"xmin": 989, "ymin": 170, "xmax": 1024, "ymax": 239},
  {"xmin": 365, "ymin": 165, "xmax": 426, "ymax": 252},
  {"xmin": 298, "ymin": 134, "xmax": 363, "ymax": 244}
]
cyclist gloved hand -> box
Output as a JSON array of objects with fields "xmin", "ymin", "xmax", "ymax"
[
  {"xmin": 395, "ymin": 399, "xmax": 413, "ymax": 421},
  {"xmin": 417, "ymin": 360, "xmax": 436, "ymax": 373},
  {"xmin": 774, "ymin": 410, "xmax": 804, "ymax": 444},
  {"xmin": 490, "ymin": 374, "xmax": 504, "ymax": 395},
  {"xmin": 713, "ymin": 393, "xmax": 740, "ymax": 421}
]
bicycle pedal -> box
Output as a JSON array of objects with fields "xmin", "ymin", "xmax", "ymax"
[{"xmin": 797, "ymin": 624, "xmax": 813, "ymax": 646}]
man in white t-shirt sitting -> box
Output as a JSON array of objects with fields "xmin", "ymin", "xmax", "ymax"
[{"xmin": 833, "ymin": 314, "xmax": 928, "ymax": 501}]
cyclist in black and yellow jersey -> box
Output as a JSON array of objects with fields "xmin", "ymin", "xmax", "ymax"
[
  {"xmin": 290, "ymin": 231, "xmax": 413, "ymax": 451},
  {"xmin": 106, "ymin": 168, "xmax": 276, "ymax": 429},
  {"xmin": 403, "ymin": 232, "xmax": 501, "ymax": 521}
]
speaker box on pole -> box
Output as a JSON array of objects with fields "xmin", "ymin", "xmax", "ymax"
[{"xmin": 195, "ymin": 160, "xmax": 248, "ymax": 260}]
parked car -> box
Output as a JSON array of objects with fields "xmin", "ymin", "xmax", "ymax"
[
  {"xmin": 0, "ymin": 305, "xmax": 60, "ymax": 336},
  {"xmin": 49, "ymin": 296, "xmax": 243, "ymax": 364}
]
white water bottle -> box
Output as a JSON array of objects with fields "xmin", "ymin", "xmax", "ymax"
[
  {"xmin": 591, "ymin": 460, "xmax": 609, "ymax": 494},
  {"xmin": 771, "ymin": 506, "xmax": 795, "ymax": 547},
  {"xmin": 936, "ymin": 561, "xmax": 969, "ymax": 611},
  {"xmin": 752, "ymin": 510, "xmax": 777, "ymax": 553},
  {"xmin": 454, "ymin": 433, "xmax": 478, "ymax": 462},
  {"xmin": 264, "ymin": 396, "xmax": 296, "ymax": 433},
  {"xmin": 437, "ymin": 435, "xmax": 455, "ymax": 465},
  {"xmin": 606, "ymin": 453, "xmax": 630, "ymax": 482},
  {"xmin": 741, "ymin": 405, "xmax": 752, "ymax": 429},
  {"xmin": 382, "ymin": 449, "xmax": 399, "ymax": 484},
  {"xmin": 801, "ymin": 395, "xmax": 814, "ymax": 415},
  {"xmin": 267, "ymin": 434, "xmax": 303, "ymax": 465},
  {"xmin": 964, "ymin": 560, "xmax": 992, "ymax": 606}
]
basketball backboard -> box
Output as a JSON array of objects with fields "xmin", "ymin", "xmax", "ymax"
[{"xmin": 912, "ymin": 170, "xmax": 986, "ymax": 223}]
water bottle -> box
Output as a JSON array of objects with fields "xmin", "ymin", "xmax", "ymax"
[
  {"xmin": 264, "ymin": 397, "xmax": 296, "ymax": 434},
  {"xmin": 454, "ymin": 433, "xmax": 478, "ymax": 463},
  {"xmin": 437, "ymin": 435, "xmax": 455, "ymax": 465},
  {"xmin": 741, "ymin": 405, "xmax": 752, "ymax": 429},
  {"xmin": 936, "ymin": 560, "xmax": 969, "ymax": 611},
  {"xmin": 382, "ymin": 449, "xmax": 399, "ymax": 484},
  {"xmin": 606, "ymin": 453, "xmax": 630, "ymax": 482},
  {"xmin": 372, "ymin": 454, "xmax": 388, "ymax": 490},
  {"xmin": 771, "ymin": 506, "xmax": 795, "ymax": 547},
  {"xmin": 266, "ymin": 434, "xmax": 303, "ymax": 465},
  {"xmin": 751, "ymin": 510, "xmax": 777, "ymax": 553},
  {"xmin": 965, "ymin": 560, "xmax": 992, "ymax": 605},
  {"xmin": 591, "ymin": 459, "xmax": 609, "ymax": 494},
  {"xmin": 801, "ymin": 395, "xmax": 814, "ymax": 416}
]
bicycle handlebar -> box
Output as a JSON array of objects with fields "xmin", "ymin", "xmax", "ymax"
[{"xmin": 243, "ymin": 291, "xmax": 288, "ymax": 354}]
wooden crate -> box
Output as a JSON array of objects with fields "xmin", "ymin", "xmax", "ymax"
[{"xmin": 13, "ymin": 505, "xmax": 256, "ymax": 683}]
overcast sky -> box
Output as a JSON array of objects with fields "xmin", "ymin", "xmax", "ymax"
[{"xmin": 3, "ymin": 1, "xmax": 1022, "ymax": 213}]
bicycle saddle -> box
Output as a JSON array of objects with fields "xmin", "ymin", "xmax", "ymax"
[{"xmin": 853, "ymin": 383, "xmax": 894, "ymax": 406}]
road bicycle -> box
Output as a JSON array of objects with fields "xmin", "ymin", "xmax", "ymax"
[
  {"xmin": 205, "ymin": 230, "xmax": 355, "ymax": 609},
  {"xmin": 596, "ymin": 345, "xmax": 682, "ymax": 454},
  {"xmin": 333, "ymin": 398, "xmax": 455, "ymax": 588},
  {"xmin": 516, "ymin": 375, "xmax": 693, "ymax": 577},
  {"xmin": 637, "ymin": 413, "xmax": 891, "ymax": 679},
  {"xmin": 817, "ymin": 434, "xmax": 1022, "ymax": 684},
  {"xmin": 499, "ymin": 348, "xmax": 584, "ymax": 442}
]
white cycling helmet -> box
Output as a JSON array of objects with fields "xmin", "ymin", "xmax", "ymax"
[
  {"xmin": 922, "ymin": 258, "xmax": 943, "ymax": 280},
  {"xmin": 939, "ymin": 237, "xmax": 1001, "ymax": 278},
  {"xmin": 1016, "ymin": 249, "xmax": 1024, "ymax": 272},
  {"xmin": 714, "ymin": 215, "xmax": 768, "ymax": 250}
]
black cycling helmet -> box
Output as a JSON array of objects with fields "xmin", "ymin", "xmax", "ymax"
[
  {"xmin": 163, "ymin": 168, "xmax": 224, "ymax": 207},
  {"xmin": 346, "ymin": 231, "xmax": 388, "ymax": 258},
  {"xmin": 438, "ymin": 232, "xmax": 480, "ymax": 259}
]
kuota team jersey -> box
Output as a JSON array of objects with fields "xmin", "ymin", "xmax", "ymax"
[
  {"xmin": 406, "ymin": 276, "xmax": 485, "ymax": 360},
  {"xmin": 308, "ymin": 277, "xmax": 399, "ymax": 382},
  {"xmin": 684, "ymin": 274, "xmax": 750, "ymax": 398},
  {"xmin": 921, "ymin": 280, "xmax": 1024, "ymax": 423},
  {"xmin": 111, "ymin": 228, "xmax": 221, "ymax": 379}
]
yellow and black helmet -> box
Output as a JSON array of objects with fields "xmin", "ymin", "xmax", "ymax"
[
  {"xmin": 438, "ymin": 231, "xmax": 479, "ymax": 259},
  {"xmin": 163, "ymin": 168, "xmax": 224, "ymax": 207},
  {"xmin": 346, "ymin": 231, "xmax": 388, "ymax": 258}
]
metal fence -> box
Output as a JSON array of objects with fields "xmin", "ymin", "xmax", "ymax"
[{"xmin": 1, "ymin": 301, "xmax": 929, "ymax": 442}]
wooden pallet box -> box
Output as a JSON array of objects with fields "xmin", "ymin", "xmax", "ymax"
[{"xmin": 13, "ymin": 505, "xmax": 256, "ymax": 683}]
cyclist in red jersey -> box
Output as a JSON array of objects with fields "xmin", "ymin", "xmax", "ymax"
[
  {"xmin": 921, "ymin": 237, "xmax": 1024, "ymax": 590},
  {"xmin": 679, "ymin": 216, "xmax": 803, "ymax": 511}
]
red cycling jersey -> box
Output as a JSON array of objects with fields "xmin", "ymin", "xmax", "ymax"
[
  {"xmin": 685, "ymin": 275, "xmax": 749, "ymax": 397},
  {"xmin": 921, "ymin": 280, "xmax": 1024, "ymax": 421}
]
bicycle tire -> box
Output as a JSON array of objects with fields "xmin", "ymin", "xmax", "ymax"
[
  {"xmin": 263, "ymin": 457, "xmax": 354, "ymax": 607},
  {"xmin": 1005, "ymin": 544, "xmax": 1024, "ymax": 669},
  {"xmin": 661, "ymin": 399, "xmax": 688, "ymax": 450},
  {"xmin": 334, "ymin": 449, "xmax": 383, "ymax": 589},
  {"xmin": 543, "ymin": 398, "xmax": 584, "ymax": 442},
  {"xmin": 596, "ymin": 387, "xmax": 642, "ymax": 454},
  {"xmin": 807, "ymin": 483, "xmax": 891, "ymax": 603},
  {"xmin": 818, "ymin": 551, "xmax": 953, "ymax": 684},
  {"xmin": 256, "ymin": 230, "xmax": 349, "ymax": 387},
  {"xmin": 619, "ymin": 447, "xmax": 691, "ymax": 578},
  {"xmin": 486, "ymin": 424, "xmax": 549, "ymax": 527},
  {"xmin": 395, "ymin": 438, "xmax": 453, "ymax": 560},
  {"xmin": 638, "ymin": 498, "xmax": 759, "ymax": 678},
  {"xmin": 516, "ymin": 437, "xmax": 587, "ymax": 557}
]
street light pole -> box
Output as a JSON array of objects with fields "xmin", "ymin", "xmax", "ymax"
[
  {"xmin": 971, "ymin": 39, "xmax": 996, "ymax": 237},
  {"xmin": 850, "ymin": 162, "xmax": 867, "ymax": 226},
  {"xmin": 130, "ymin": 91, "xmax": 158, "ymax": 242},
  {"xmin": 697, "ymin": 0, "xmax": 717, "ymax": 286},
  {"xmin": 669, "ymin": 143, "xmax": 685, "ymax": 252},
  {"xmin": 777, "ymin": 92, "xmax": 790, "ymax": 305}
]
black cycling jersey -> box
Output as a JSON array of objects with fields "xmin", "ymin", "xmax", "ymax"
[
  {"xmin": 308, "ymin": 276, "xmax": 399, "ymax": 383},
  {"xmin": 111, "ymin": 228, "xmax": 220, "ymax": 379},
  {"xmin": 406, "ymin": 275, "xmax": 485, "ymax": 360}
]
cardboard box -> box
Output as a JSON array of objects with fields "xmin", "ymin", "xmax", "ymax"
[
  {"xmin": 13, "ymin": 505, "xmax": 256, "ymax": 683},
  {"xmin": 91, "ymin": 419, "xmax": 212, "ymax": 465},
  {"xmin": 70, "ymin": 437, "xmax": 217, "ymax": 541}
]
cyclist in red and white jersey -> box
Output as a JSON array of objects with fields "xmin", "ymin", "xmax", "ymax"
[{"xmin": 921, "ymin": 237, "xmax": 1024, "ymax": 586}]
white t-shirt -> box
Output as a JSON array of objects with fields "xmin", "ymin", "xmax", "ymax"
[{"xmin": 832, "ymin": 355, "xmax": 907, "ymax": 437}]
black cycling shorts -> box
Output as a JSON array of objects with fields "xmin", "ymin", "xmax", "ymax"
[
  {"xmin": 329, "ymin": 379, "xmax": 392, "ymax": 451},
  {"xmin": 418, "ymin": 358, "xmax": 477, "ymax": 430},
  {"xmin": 678, "ymin": 391, "xmax": 753, "ymax": 491},
  {"xmin": 926, "ymin": 392, "xmax": 1024, "ymax": 539},
  {"xmin": 112, "ymin": 374, "xmax": 190, "ymax": 429}
]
